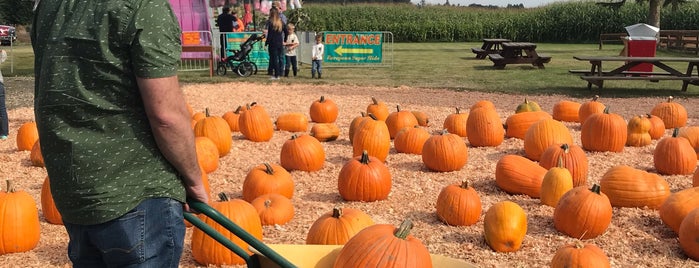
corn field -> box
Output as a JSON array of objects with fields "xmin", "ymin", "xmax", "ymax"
[{"xmin": 291, "ymin": 2, "xmax": 699, "ymax": 43}]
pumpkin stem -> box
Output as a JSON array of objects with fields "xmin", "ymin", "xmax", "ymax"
[
  {"xmin": 460, "ymin": 180, "xmax": 470, "ymax": 189},
  {"xmin": 560, "ymin": 143, "xmax": 570, "ymax": 153},
  {"xmin": 574, "ymin": 240, "xmax": 585, "ymax": 249},
  {"xmin": 439, "ymin": 129, "xmax": 449, "ymax": 135},
  {"xmin": 667, "ymin": 96, "xmax": 674, "ymax": 103},
  {"xmin": 5, "ymin": 180, "xmax": 15, "ymax": 193},
  {"xmin": 592, "ymin": 95, "xmax": 599, "ymax": 101},
  {"xmin": 360, "ymin": 111, "xmax": 366, "ymax": 117},
  {"xmin": 455, "ymin": 107, "xmax": 461, "ymax": 114},
  {"xmin": 557, "ymin": 156, "xmax": 565, "ymax": 169},
  {"xmin": 218, "ymin": 192, "xmax": 230, "ymax": 201},
  {"xmin": 264, "ymin": 199, "xmax": 273, "ymax": 208},
  {"xmin": 234, "ymin": 106, "xmax": 243, "ymax": 114},
  {"xmin": 367, "ymin": 113, "xmax": 378, "ymax": 120},
  {"xmin": 524, "ymin": 98, "xmax": 529, "ymax": 104},
  {"xmin": 263, "ymin": 163, "xmax": 275, "ymax": 175},
  {"xmin": 290, "ymin": 134, "xmax": 299, "ymax": 140},
  {"xmin": 360, "ymin": 150, "xmax": 371, "ymax": 164},
  {"xmin": 672, "ymin": 127, "xmax": 680, "ymax": 137},
  {"xmin": 395, "ymin": 105, "xmax": 401, "ymax": 112},
  {"xmin": 332, "ymin": 207, "xmax": 342, "ymax": 218},
  {"xmin": 394, "ymin": 219, "xmax": 414, "ymax": 240},
  {"xmin": 371, "ymin": 97, "xmax": 380, "ymax": 105},
  {"xmin": 603, "ymin": 106, "xmax": 610, "ymax": 114},
  {"xmin": 205, "ymin": 107, "xmax": 211, "ymax": 117},
  {"xmin": 589, "ymin": 184, "xmax": 601, "ymax": 195},
  {"xmin": 319, "ymin": 96, "xmax": 326, "ymax": 103}
]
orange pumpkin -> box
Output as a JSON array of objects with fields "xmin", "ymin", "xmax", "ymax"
[
  {"xmin": 16, "ymin": 121, "xmax": 39, "ymax": 151},
  {"xmin": 694, "ymin": 168, "xmax": 699, "ymax": 187},
  {"xmin": 194, "ymin": 108, "xmax": 233, "ymax": 156},
  {"xmin": 333, "ymin": 219, "xmax": 433, "ymax": 268},
  {"xmin": 599, "ymin": 165, "xmax": 670, "ymax": 209},
  {"xmin": 250, "ymin": 193, "xmax": 294, "ymax": 225},
  {"xmin": 470, "ymin": 100, "xmax": 495, "ymax": 111},
  {"xmin": 366, "ymin": 97, "xmax": 389, "ymax": 121},
  {"xmin": 581, "ymin": 107, "xmax": 627, "ymax": 153},
  {"xmin": 483, "ymin": 201, "xmax": 527, "ymax": 252},
  {"xmin": 554, "ymin": 184, "xmax": 612, "ymax": 239},
  {"xmin": 309, "ymin": 95, "xmax": 339, "ymax": 123},
  {"xmin": 352, "ymin": 114, "xmax": 391, "ymax": 162},
  {"xmin": 275, "ymin": 112, "xmax": 309, "ymax": 132},
  {"xmin": 412, "ymin": 110, "xmax": 429, "ymax": 127},
  {"xmin": 280, "ymin": 134, "xmax": 325, "ymax": 172},
  {"xmin": 436, "ymin": 180, "xmax": 482, "ymax": 226},
  {"xmin": 651, "ymin": 96, "xmax": 688, "ymax": 129},
  {"xmin": 540, "ymin": 158, "xmax": 574, "ymax": 207},
  {"xmin": 442, "ymin": 107, "xmax": 469, "ymax": 137},
  {"xmin": 394, "ymin": 126, "xmax": 430, "ymax": 155},
  {"xmin": 338, "ymin": 150, "xmax": 392, "ymax": 202},
  {"xmin": 306, "ymin": 207, "xmax": 375, "ymax": 245},
  {"xmin": 539, "ymin": 143, "xmax": 589, "ymax": 187},
  {"xmin": 466, "ymin": 105, "xmax": 504, "ymax": 147},
  {"xmin": 0, "ymin": 180, "xmax": 41, "ymax": 254},
  {"xmin": 659, "ymin": 187, "xmax": 699, "ymax": 234},
  {"xmin": 523, "ymin": 118, "xmax": 573, "ymax": 161},
  {"xmin": 348, "ymin": 112, "xmax": 369, "ymax": 143},
  {"xmin": 647, "ymin": 114, "xmax": 666, "ymax": 139},
  {"xmin": 552, "ymin": 100, "xmax": 581, "ymax": 123},
  {"xmin": 195, "ymin": 136, "xmax": 220, "ymax": 174},
  {"xmin": 679, "ymin": 208, "xmax": 699, "ymax": 261},
  {"xmin": 421, "ymin": 130, "xmax": 468, "ymax": 172},
  {"xmin": 310, "ymin": 123, "xmax": 340, "ymax": 142},
  {"xmin": 550, "ymin": 241, "xmax": 611, "ymax": 268},
  {"xmin": 653, "ymin": 128, "xmax": 697, "ymax": 175},
  {"xmin": 41, "ymin": 176, "xmax": 63, "ymax": 225},
  {"xmin": 30, "ymin": 140, "xmax": 45, "ymax": 167},
  {"xmin": 495, "ymin": 154, "xmax": 547, "ymax": 198},
  {"xmin": 222, "ymin": 106, "xmax": 245, "ymax": 132},
  {"xmin": 191, "ymin": 193, "xmax": 263, "ymax": 266},
  {"xmin": 504, "ymin": 110, "xmax": 552, "ymax": 140},
  {"xmin": 626, "ymin": 115, "xmax": 652, "ymax": 147},
  {"xmin": 679, "ymin": 126, "xmax": 699, "ymax": 158},
  {"xmin": 242, "ymin": 163, "xmax": 294, "ymax": 202},
  {"xmin": 385, "ymin": 105, "xmax": 419, "ymax": 139},
  {"xmin": 578, "ymin": 95, "xmax": 605, "ymax": 124},
  {"xmin": 238, "ymin": 102, "xmax": 274, "ymax": 142}
]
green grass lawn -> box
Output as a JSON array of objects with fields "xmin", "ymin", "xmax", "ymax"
[{"xmin": 4, "ymin": 42, "xmax": 699, "ymax": 98}]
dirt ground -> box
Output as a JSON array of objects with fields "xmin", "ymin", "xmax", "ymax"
[{"xmin": 1, "ymin": 77, "xmax": 698, "ymax": 267}]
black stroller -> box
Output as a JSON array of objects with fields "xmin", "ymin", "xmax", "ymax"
[{"xmin": 216, "ymin": 33, "xmax": 264, "ymax": 77}]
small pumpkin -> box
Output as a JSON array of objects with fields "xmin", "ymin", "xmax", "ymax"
[
  {"xmin": 504, "ymin": 110, "xmax": 552, "ymax": 140},
  {"xmin": 412, "ymin": 110, "xmax": 429, "ymax": 127},
  {"xmin": 659, "ymin": 187, "xmax": 699, "ymax": 234},
  {"xmin": 310, "ymin": 123, "xmax": 340, "ymax": 142},
  {"xmin": 523, "ymin": 118, "xmax": 573, "ymax": 161},
  {"xmin": 16, "ymin": 121, "xmax": 39, "ymax": 151},
  {"xmin": 466, "ymin": 105, "xmax": 505, "ymax": 147},
  {"xmin": 599, "ymin": 165, "xmax": 670, "ymax": 209},
  {"xmin": 222, "ymin": 106, "xmax": 245, "ymax": 132},
  {"xmin": 653, "ymin": 128, "xmax": 697, "ymax": 175},
  {"xmin": 338, "ymin": 150, "xmax": 392, "ymax": 202},
  {"xmin": 0, "ymin": 180, "xmax": 41, "ymax": 254},
  {"xmin": 275, "ymin": 112, "xmax": 309, "ymax": 132},
  {"xmin": 306, "ymin": 207, "xmax": 375, "ymax": 245},
  {"xmin": 30, "ymin": 140, "xmax": 45, "ymax": 167},
  {"xmin": 280, "ymin": 134, "xmax": 325, "ymax": 172},
  {"xmin": 366, "ymin": 97, "xmax": 389, "ymax": 121},
  {"xmin": 539, "ymin": 143, "xmax": 589, "ymax": 187},
  {"xmin": 578, "ymin": 95, "xmax": 605, "ymax": 124},
  {"xmin": 194, "ymin": 108, "xmax": 233, "ymax": 156},
  {"xmin": 41, "ymin": 176, "xmax": 63, "ymax": 225},
  {"xmin": 348, "ymin": 112, "xmax": 369, "ymax": 143},
  {"xmin": 333, "ymin": 219, "xmax": 433, "ymax": 268},
  {"xmin": 483, "ymin": 201, "xmax": 528, "ymax": 252},
  {"xmin": 442, "ymin": 107, "xmax": 469, "ymax": 138},
  {"xmin": 552, "ymin": 100, "xmax": 581, "ymax": 123},
  {"xmin": 310, "ymin": 95, "xmax": 339, "ymax": 123},
  {"xmin": 352, "ymin": 114, "xmax": 391, "ymax": 162},
  {"xmin": 195, "ymin": 136, "xmax": 220, "ymax": 174},
  {"xmin": 393, "ymin": 125, "xmax": 430, "ymax": 155},
  {"xmin": 238, "ymin": 102, "xmax": 275, "ymax": 142},
  {"xmin": 421, "ymin": 130, "xmax": 468, "ymax": 172},
  {"xmin": 250, "ymin": 193, "xmax": 294, "ymax": 226},
  {"xmin": 678, "ymin": 126, "xmax": 699, "ymax": 158},
  {"xmin": 242, "ymin": 163, "xmax": 294, "ymax": 202},
  {"xmin": 626, "ymin": 115, "xmax": 652, "ymax": 147},
  {"xmin": 435, "ymin": 180, "xmax": 482, "ymax": 226},
  {"xmin": 650, "ymin": 96, "xmax": 688, "ymax": 129},
  {"xmin": 550, "ymin": 241, "xmax": 611, "ymax": 268},
  {"xmin": 385, "ymin": 105, "xmax": 419, "ymax": 139},
  {"xmin": 678, "ymin": 208, "xmax": 699, "ymax": 261},
  {"xmin": 580, "ymin": 106, "xmax": 627, "ymax": 153},
  {"xmin": 647, "ymin": 114, "xmax": 666, "ymax": 139},
  {"xmin": 553, "ymin": 184, "xmax": 613, "ymax": 239},
  {"xmin": 515, "ymin": 98, "xmax": 541, "ymax": 113},
  {"xmin": 495, "ymin": 154, "xmax": 547, "ymax": 198},
  {"xmin": 540, "ymin": 157, "xmax": 574, "ymax": 207}
]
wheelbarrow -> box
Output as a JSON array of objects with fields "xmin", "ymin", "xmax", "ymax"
[{"xmin": 185, "ymin": 201, "xmax": 477, "ymax": 268}]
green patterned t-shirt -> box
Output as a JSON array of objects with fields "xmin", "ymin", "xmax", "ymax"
[{"xmin": 32, "ymin": 0, "xmax": 186, "ymax": 225}]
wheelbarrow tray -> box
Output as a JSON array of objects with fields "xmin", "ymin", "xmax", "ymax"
[{"xmin": 251, "ymin": 244, "xmax": 478, "ymax": 268}]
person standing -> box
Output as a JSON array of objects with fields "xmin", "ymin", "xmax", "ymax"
[
  {"xmin": 265, "ymin": 7, "xmax": 288, "ymax": 80},
  {"xmin": 32, "ymin": 0, "xmax": 209, "ymax": 267},
  {"xmin": 312, "ymin": 34, "xmax": 325, "ymax": 79},
  {"xmin": 284, "ymin": 23, "xmax": 299, "ymax": 77},
  {"xmin": 0, "ymin": 49, "xmax": 7, "ymax": 140},
  {"xmin": 217, "ymin": 6, "xmax": 236, "ymax": 57}
]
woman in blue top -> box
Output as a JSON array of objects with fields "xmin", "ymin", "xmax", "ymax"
[{"xmin": 265, "ymin": 8, "xmax": 288, "ymax": 79}]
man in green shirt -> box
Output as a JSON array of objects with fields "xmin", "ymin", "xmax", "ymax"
[{"xmin": 32, "ymin": 0, "xmax": 209, "ymax": 266}]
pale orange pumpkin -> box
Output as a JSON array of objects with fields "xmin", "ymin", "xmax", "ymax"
[
  {"xmin": 495, "ymin": 154, "xmax": 547, "ymax": 198},
  {"xmin": 310, "ymin": 123, "xmax": 341, "ymax": 142},
  {"xmin": 599, "ymin": 165, "xmax": 670, "ymax": 209},
  {"xmin": 578, "ymin": 95, "xmax": 605, "ymax": 125},
  {"xmin": 550, "ymin": 241, "xmax": 611, "ymax": 268},
  {"xmin": 412, "ymin": 110, "xmax": 429, "ymax": 127},
  {"xmin": 678, "ymin": 126, "xmax": 699, "ymax": 159},
  {"xmin": 678, "ymin": 208, "xmax": 699, "ymax": 261},
  {"xmin": 16, "ymin": 121, "xmax": 39, "ymax": 151},
  {"xmin": 306, "ymin": 207, "xmax": 375, "ymax": 245},
  {"xmin": 275, "ymin": 112, "xmax": 309, "ymax": 132},
  {"xmin": 467, "ymin": 105, "xmax": 504, "ymax": 147},
  {"xmin": 540, "ymin": 158, "xmax": 574, "ymax": 207},
  {"xmin": 250, "ymin": 193, "xmax": 294, "ymax": 225},
  {"xmin": 651, "ymin": 96, "xmax": 688, "ymax": 129},
  {"xmin": 523, "ymin": 118, "xmax": 573, "ymax": 161},
  {"xmin": 442, "ymin": 107, "xmax": 469, "ymax": 137},
  {"xmin": 659, "ymin": 187, "xmax": 699, "ymax": 234},
  {"xmin": 483, "ymin": 201, "xmax": 527, "ymax": 252},
  {"xmin": 647, "ymin": 114, "xmax": 666, "ymax": 140},
  {"xmin": 626, "ymin": 115, "xmax": 652, "ymax": 147},
  {"xmin": 552, "ymin": 100, "xmax": 581, "ymax": 123},
  {"xmin": 366, "ymin": 97, "xmax": 389, "ymax": 121},
  {"xmin": 504, "ymin": 110, "xmax": 552, "ymax": 140},
  {"xmin": 436, "ymin": 180, "xmax": 482, "ymax": 226}
]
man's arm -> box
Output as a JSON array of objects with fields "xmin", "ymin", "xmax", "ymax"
[{"xmin": 137, "ymin": 76, "xmax": 209, "ymax": 205}]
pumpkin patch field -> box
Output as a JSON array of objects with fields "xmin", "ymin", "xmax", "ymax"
[{"xmin": 1, "ymin": 81, "xmax": 699, "ymax": 267}]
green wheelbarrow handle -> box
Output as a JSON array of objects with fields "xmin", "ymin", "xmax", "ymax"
[{"xmin": 184, "ymin": 200, "xmax": 297, "ymax": 268}]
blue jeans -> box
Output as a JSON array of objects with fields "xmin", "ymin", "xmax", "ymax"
[
  {"xmin": 64, "ymin": 198, "xmax": 185, "ymax": 268},
  {"xmin": 0, "ymin": 82, "xmax": 7, "ymax": 136},
  {"xmin": 268, "ymin": 46, "xmax": 284, "ymax": 78},
  {"xmin": 312, "ymin": 60, "xmax": 322, "ymax": 77}
]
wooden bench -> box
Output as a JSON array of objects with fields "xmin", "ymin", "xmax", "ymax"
[
  {"xmin": 658, "ymin": 30, "xmax": 699, "ymax": 55},
  {"xmin": 569, "ymin": 70, "xmax": 674, "ymax": 76},
  {"xmin": 489, "ymin": 42, "xmax": 550, "ymax": 69},
  {"xmin": 572, "ymin": 56, "xmax": 699, "ymax": 91},
  {"xmin": 472, "ymin": 38, "xmax": 510, "ymax": 59},
  {"xmin": 488, "ymin": 54, "xmax": 505, "ymax": 68},
  {"xmin": 599, "ymin": 33, "xmax": 627, "ymax": 50}
]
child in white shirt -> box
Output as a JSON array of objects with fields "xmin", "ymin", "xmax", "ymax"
[
  {"xmin": 311, "ymin": 34, "xmax": 324, "ymax": 79},
  {"xmin": 284, "ymin": 23, "xmax": 299, "ymax": 77}
]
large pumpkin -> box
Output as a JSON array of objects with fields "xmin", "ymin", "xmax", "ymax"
[
  {"xmin": 41, "ymin": 176, "xmax": 63, "ymax": 225},
  {"xmin": 191, "ymin": 193, "xmax": 263, "ymax": 266},
  {"xmin": 552, "ymin": 100, "xmax": 581, "ymax": 123},
  {"xmin": 250, "ymin": 193, "xmax": 294, "ymax": 226},
  {"xmin": 309, "ymin": 95, "xmax": 339, "ymax": 123},
  {"xmin": 679, "ymin": 126, "xmax": 699, "ymax": 159},
  {"xmin": 495, "ymin": 154, "xmax": 547, "ymax": 198},
  {"xmin": 581, "ymin": 107, "xmax": 627, "ymax": 152},
  {"xmin": 306, "ymin": 207, "xmax": 375, "ymax": 245},
  {"xmin": 16, "ymin": 121, "xmax": 39, "ymax": 151},
  {"xmin": 523, "ymin": 118, "xmax": 573, "ymax": 161},
  {"xmin": 366, "ymin": 97, "xmax": 389, "ymax": 121},
  {"xmin": 421, "ymin": 130, "xmax": 468, "ymax": 172},
  {"xmin": 194, "ymin": 108, "xmax": 233, "ymax": 156},
  {"xmin": 280, "ymin": 134, "xmax": 326, "ymax": 172},
  {"xmin": 504, "ymin": 110, "xmax": 552, "ymax": 140},
  {"xmin": 466, "ymin": 105, "xmax": 505, "ymax": 147},
  {"xmin": 352, "ymin": 114, "xmax": 391, "ymax": 162},
  {"xmin": 238, "ymin": 102, "xmax": 275, "ymax": 142},
  {"xmin": 550, "ymin": 241, "xmax": 611, "ymax": 268},
  {"xmin": 539, "ymin": 143, "xmax": 589, "ymax": 187},
  {"xmin": 553, "ymin": 184, "xmax": 613, "ymax": 239},
  {"xmin": 483, "ymin": 201, "xmax": 528, "ymax": 252},
  {"xmin": 653, "ymin": 128, "xmax": 697, "ymax": 175},
  {"xmin": 659, "ymin": 187, "xmax": 699, "ymax": 234},
  {"xmin": 578, "ymin": 95, "xmax": 605, "ymax": 124},
  {"xmin": 333, "ymin": 219, "xmax": 433, "ymax": 268},
  {"xmin": 393, "ymin": 126, "xmax": 430, "ymax": 155},
  {"xmin": 599, "ymin": 165, "xmax": 670, "ymax": 209},
  {"xmin": 242, "ymin": 163, "xmax": 294, "ymax": 202},
  {"xmin": 385, "ymin": 105, "xmax": 419, "ymax": 139},
  {"xmin": 678, "ymin": 208, "xmax": 699, "ymax": 261},
  {"xmin": 338, "ymin": 150, "xmax": 392, "ymax": 202},
  {"xmin": 0, "ymin": 180, "xmax": 41, "ymax": 254},
  {"xmin": 435, "ymin": 180, "xmax": 482, "ymax": 226},
  {"xmin": 650, "ymin": 96, "xmax": 687, "ymax": 129},
  {"xmin": 442, "ymin": 107, "xmax": 469, "ymax": 137}
]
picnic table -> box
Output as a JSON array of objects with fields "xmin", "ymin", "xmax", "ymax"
[
  {"xmin": 488, "ymin": 42, "xmax": 551, "ymax": 69},
  {"xmin": 571, "ymin": 56, "xmax": 699, "ymax": 91},
  {"xmin": 471, "ymin": 38, "xmax": 510, "ymax": 59}
]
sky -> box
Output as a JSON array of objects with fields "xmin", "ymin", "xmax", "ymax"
[{"xmin": 411, "ymin": 0, "xmax": 568, "ymax": 8}]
